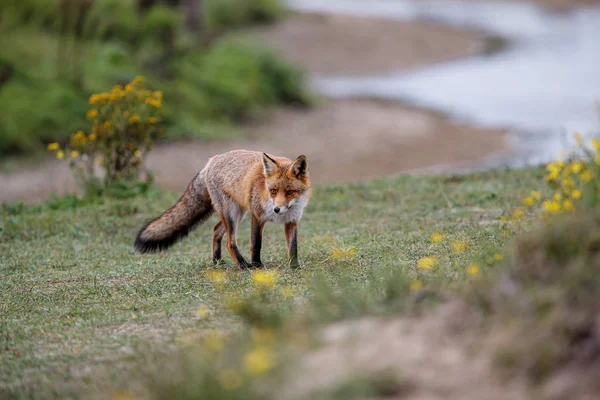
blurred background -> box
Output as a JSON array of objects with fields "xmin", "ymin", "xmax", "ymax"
[{"xmin": 1, "ymin": 0, "xmax": 599, "ymax": 203}]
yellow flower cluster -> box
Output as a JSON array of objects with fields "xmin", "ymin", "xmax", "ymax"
[
  {"xmin": 205, "ymin": 269, "xmax": 227, "ymax": 288},
  {"xmin": 250, "ymin": 270, "xmax": 279, "ymax": 290},
  {"xmin": 330, "ymin": 246, "xmax": 358, "ymax": 260},
  {"xmin": 417, "ymin": 256, "xmax": 438, "ymax": 270},
  {"xmin": 49, "ymin": 76, "xmax": 164, "ymax": 188},
  {"xmin": 243, "ymin": 346, "xmax": 276, "ymax": 376}
]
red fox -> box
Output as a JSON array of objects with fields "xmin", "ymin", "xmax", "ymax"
[{"xmin": 134, "ymin": 150, "xmax": 311, "ymax": 268}]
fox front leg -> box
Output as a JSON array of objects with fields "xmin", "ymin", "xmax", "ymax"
[
  {"xmin": 250, "ymin": 215, "xmax": 265, "ymax": 268},
  {"xmin": 284, "ymin": 222, "xmax": 299, "ymax": 268}
]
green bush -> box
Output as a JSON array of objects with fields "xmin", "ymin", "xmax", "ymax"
[
  {"xmin": 140, "ymin": 4, "xmax": 181, "ymax": 44},
  {"xmin": 0, "ymin": 78, "xmax": 88, "ymax": 154},
  {"xmin": 176, "ymin": 39, "xmax": 310, "ymax": 122},
  {"xmin": 205, "ymin": 0, "xmax": 284, "ymax": 35},
  {"xmin": 87, "ymin": 0, "xmax": 140, "ymax": 42},
  {"xmin": 468, "ymin": 211, "xmax": 600, "ymax": 383}
]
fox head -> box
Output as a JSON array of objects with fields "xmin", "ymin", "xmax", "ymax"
[{"xmin": 262, "ymin": 153, "xmax": 310, "ymax": 215}]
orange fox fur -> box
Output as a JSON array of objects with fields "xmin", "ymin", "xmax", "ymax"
[{"xmin": 134, "ymin": 150, "xmax": 311, "ymax": 268}]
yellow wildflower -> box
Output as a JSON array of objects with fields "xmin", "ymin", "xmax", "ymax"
[
  {"xmin": 451, "ymin": 241, "xmax": 468, "ymax": 252},
  {"xmin": 86, "ymin": 109, "xmax": 98, "ymax": 119},
  {"xmin": 563, "ymin": 199, "xmax": 574, "ymax": 212},
  {"xmin": 571, "ymin": 189, "xmax": 582, "ymax": 199},
  {"xmin": 545, "ymin": 170, "xmax": 559, "ymax": 182},
  {"xmin": 580, "ymin": 170, "xmax": 593, "ymax": 182},
  {"xmin": 89, "ymin": 94, "xmax": 102, "ymax": 104},
  {"xmin": 467, "ymin": 263, "xmax": 480, "ymax": 276},
  {"xmin": 430, "ymin": 232, "xmax": 444, "ymax": 244},
  {"xmin": 553, "ymin": 193, "xmax": 562, "ymax": 201},
  {"xmin": 132, "ymin": 75, "xmax": 145, "ymax": 85},
  {"xmin": 47, "ymin": 142, "xmax": 59, "ymax": 151},
  {"xmin": 129, "ymin": 114, "xmax": 139, "ymax": 124},
  {"xmin": 243, "ymin": 346, "xmax": 276, "ymax": 376},
  {"xmin": 56, "ymin": 150, "xmax": 64, "ymax": 160},
  {"xmin": 331, "ymin": 246, "xmax": 358, "ymax": 260},
  {"xmin": 250, "ymin": 270, "xmax": 278, "ymax": 290},
  {"xmin": 134, "ymin": 150, "xmax": 142, "ymax": 158},
  {"xmin": 88, "ymin": 133, "xmax": 97, "ymax": 141},
  {"xmin": 494, "ymin": 253, "xmax": 504, "ymax": 262},
  {"xmin": 543, "ymin": 200, "xmax": 561, "ymax": 214},
  {"xmin": 522, "ymin": 197, "xmax": 535, "ymax": 206},
  {"xmin": 195, "ymin": 305, "xmax": 210, "ymax": 319},
  {"xmin": 219, "ymin": 369, "xmax": 243, "ymax": 391},
  {"xmin": 70, "ymin": 150, "xmax": 79, "ymax": 158},
  {"xmin": 410, "ymin": 280, "xmax": 423, "ymax": 292},
  {"xmin": 148, "ymin": 117, "xmax": 158, "ymax": 124},
  {"xmin": 571, "ymin": 161, "xmax": 584, "ymax": 174},
  {"xmin": 204, "ymin": 269, "xmax": 227, "ymax": 287},
  {"xmin": 531, "ymin": 191, "xmax": 541, "ymax": 200},
  {"xmin": 574, "ymin": 132, "xmax": 584, "ymax": 145},
  {"xmin": 512, "ymin": 208, "xmax": 525, "ymax": 219},
  {"xmin": 103, "ymin": 121, "xmax": 112, "ymax": 130},
  {"xmin": 145, "ymin": 98, "xmax": 162, "ymax": 108},
  {"xmin": 417, "ymin": 256, "xmax": 437, "ymax": 270},
  {"xmin": 592, "ymin": 138, "xmax": 600, "ymax": 152}
]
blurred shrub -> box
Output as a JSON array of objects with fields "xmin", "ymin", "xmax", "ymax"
[
  {"xmin": 205, "ymin": 0, "xmax": 284, "ymax": 35},
  {"xmin": 0, "ymin": 79, "xmax": 88, "ymax": 154},
  {"xmin": 86, "ymin": 0, "xmax": 140, "ymax": 43},
  {"xmin": 47, "ymin": 76, "xmax": 164, "ymax": 193},
  {"xmin": 0, "ymin": 0, "xmax": 59, "ymax": 30},
  {"xmin": 176, "ymin": 39, "xmax": 310, "ymax": 122},
  {"xmin": 473, "ymin": 211, "xmax": 600, "ymax": 383},
  {"xmin": 140, "ymin": 4, "xmax": 180, "ymax": 45}
]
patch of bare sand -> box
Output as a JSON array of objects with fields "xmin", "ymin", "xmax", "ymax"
[
  {"xmin": 282, "ymin": 301, "xmax": 531, "ymax": 400},
  {"xmin": 0, "ymin": 98, "xmax": 508, "ymax": 204},
  {"xmin": 250, "ymin": 13, "xmax": 487, "ymax": 76}
]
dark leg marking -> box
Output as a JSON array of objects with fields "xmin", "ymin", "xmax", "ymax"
[
  {"xmin": 222, "ymin": 214, "xmax": 250, "ymax": 269},
  {"xmin": 285, "ymin": 222, "xmax": 299, "ymax": 268},
  {"xmin": 250, "ymin": 215, "xmax": 265, "ymax": 267},
  {"xmin": 212, "ymin": 221, "xmax": 225, "ymax": 264}
]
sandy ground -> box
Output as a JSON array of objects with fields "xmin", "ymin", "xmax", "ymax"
[
  {"xmin": 1, "ymin": 12, "xmax": 509, "ymax": 204},
  {"xmin": 250, "ymin": 13, "xmax": 488, "ymax": 76}
]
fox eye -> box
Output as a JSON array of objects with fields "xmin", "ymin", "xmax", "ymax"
[
  {"xmin": 286, "ymin": 190, "xmax": 296, "ymax": 196},
  {"xmin": 270, "ymin": 188, "xmax": 277, "ymax": 196}
]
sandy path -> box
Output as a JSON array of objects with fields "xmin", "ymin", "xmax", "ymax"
[{"xmin": 1, "ymin": 13, "xmax": 509, "ymax": 204}]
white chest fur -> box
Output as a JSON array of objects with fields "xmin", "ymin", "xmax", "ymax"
[{"xmin": 262, "ymin": 196, "xmax": 308, "ymax": 224}]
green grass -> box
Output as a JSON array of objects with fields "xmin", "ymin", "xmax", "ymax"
[{"xmin": 0, "ymin": 167, "xmax": 548, "ymax": 397}]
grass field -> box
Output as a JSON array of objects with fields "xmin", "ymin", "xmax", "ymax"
[{"xmin": 0, "ymin": 166, "xmax": 551, "ymax": 398}]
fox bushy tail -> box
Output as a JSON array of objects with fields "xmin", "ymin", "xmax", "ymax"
[{"xmin": 134, "ymin": 171, "xmax": 213, "ymax": 253}]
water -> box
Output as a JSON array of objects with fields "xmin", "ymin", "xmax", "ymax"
[{"xmin": 286, "ymin": 0, "xmax": 600, "ymax": 167}]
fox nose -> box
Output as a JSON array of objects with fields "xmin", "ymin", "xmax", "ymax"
[{"xmin": 274, "ymin": 207, "xmax": 280, "ymax": 214}]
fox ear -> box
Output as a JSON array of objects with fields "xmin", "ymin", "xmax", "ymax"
[
  {"xmin": 262, "ymin": 153, "xmax": 279, "ymax": 177},
  {"xmin": 291, "ymin": 155, "xmax": 308, "ymax": 178}
]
